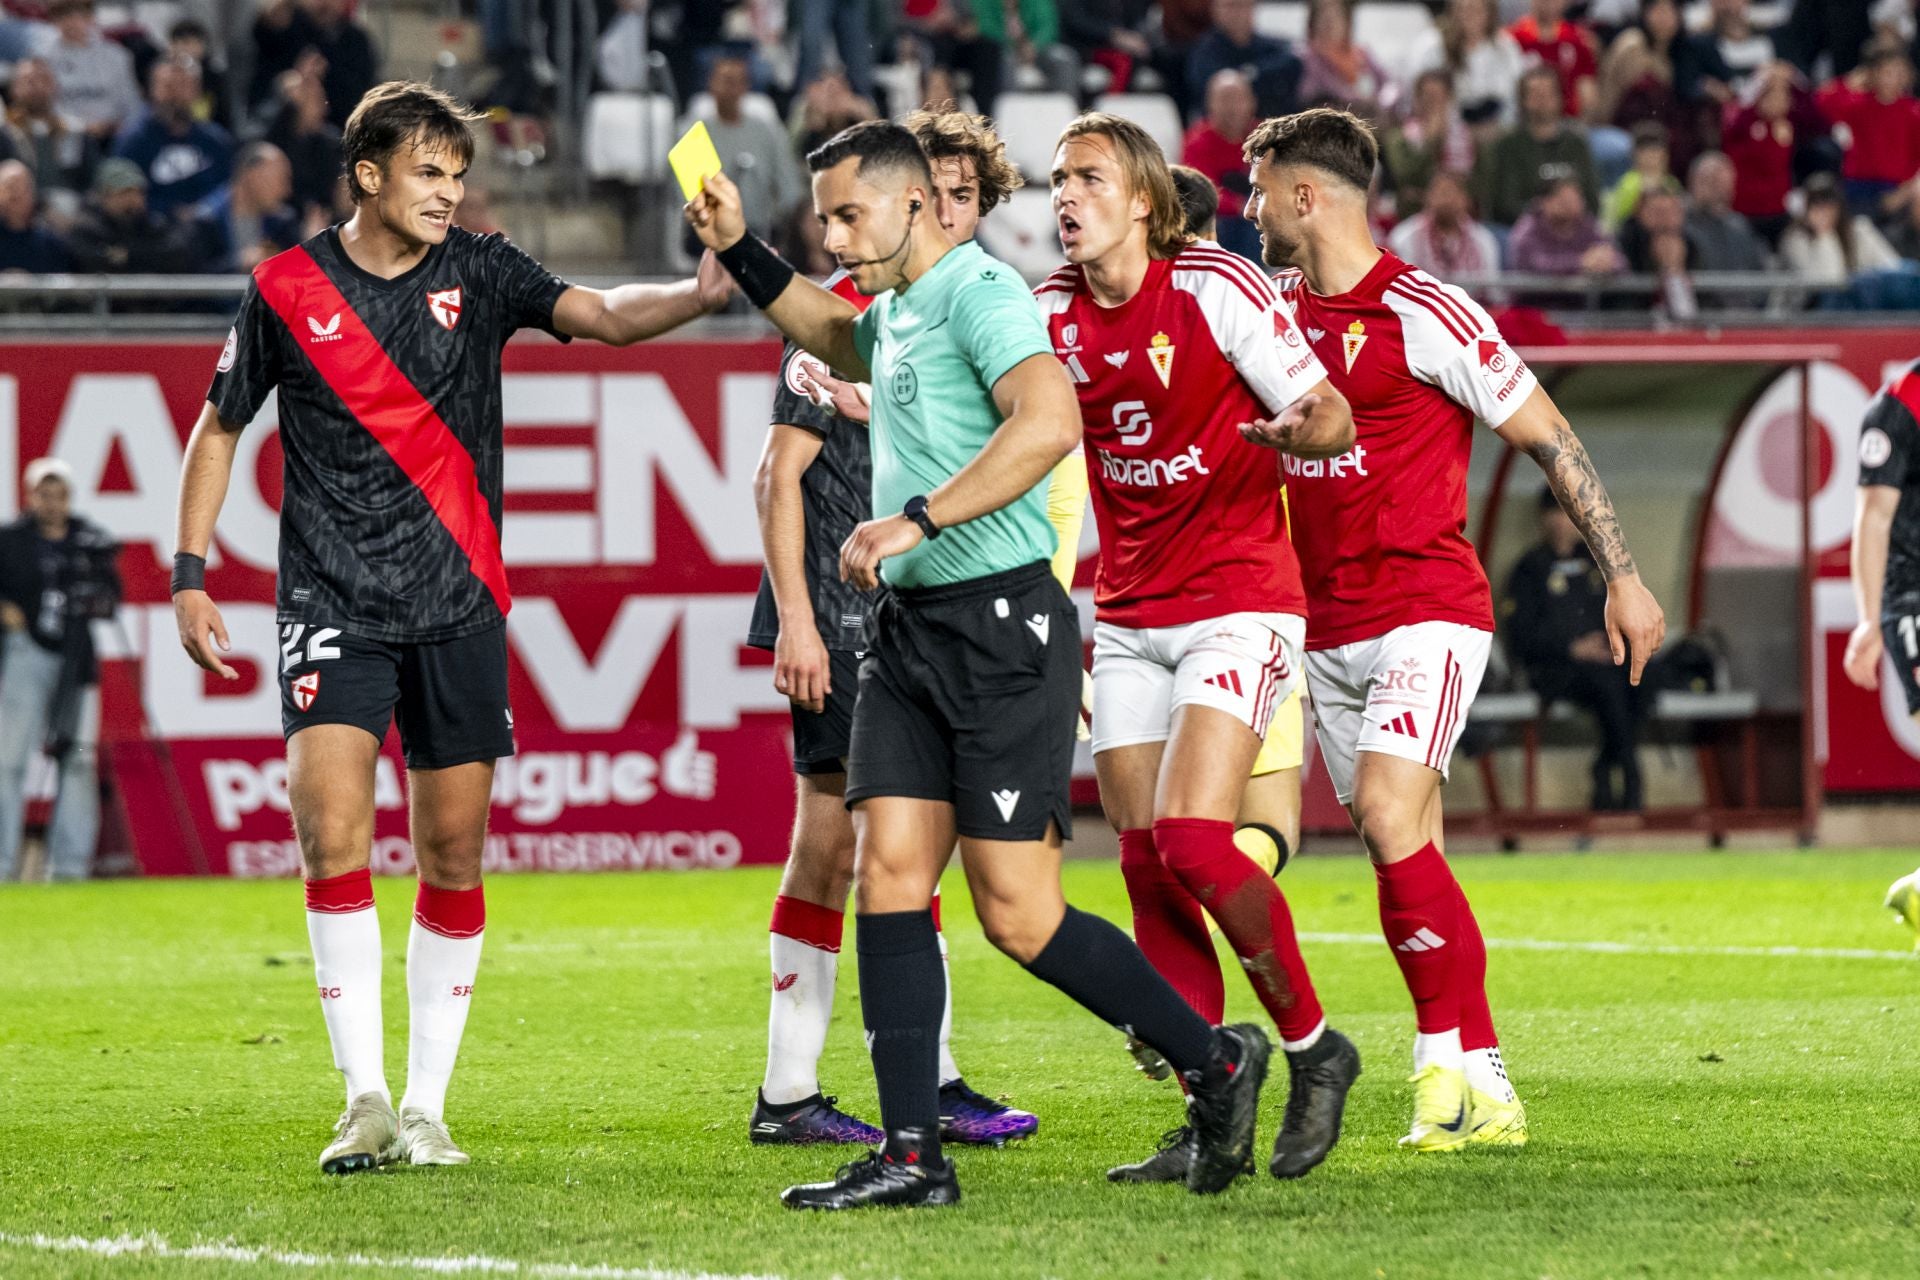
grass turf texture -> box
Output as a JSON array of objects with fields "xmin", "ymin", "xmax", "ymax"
[{"xmin": 2, "ymin": 849, "xmax": 1917, "ymax": 1280}]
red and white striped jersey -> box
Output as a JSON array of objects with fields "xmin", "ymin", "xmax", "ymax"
[
  {"xmin": 1034, "ymin": 244, "xmax": 1326, "ymax": 628},
  {"xmin": 1273, "ymin": 250, "xmax": 1538, "ymax": 650}
]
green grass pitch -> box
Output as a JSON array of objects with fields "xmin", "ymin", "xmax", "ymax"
[{"xmin": 3, "ymin": 848, "xmax": 1917, "ymax": 1279}]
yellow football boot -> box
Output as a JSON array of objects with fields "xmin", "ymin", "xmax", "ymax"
[
  {"xmin": 1885, "ymin": 871, "xmax": 1920, "ymax": 952},
  {"xmin": 1466, "ymin": 1089, "xmax": 1528, "ymax": 1146},
  {"xmin": 1398, "ymin": 1063, "xmax": 1471, "ymax": 1152}
]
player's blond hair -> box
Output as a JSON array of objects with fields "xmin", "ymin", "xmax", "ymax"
[
  {"xmin": 1057, "ymin": 113, "xmax": 1191, "ymax": 260},
  {"xmin": 903, "ymin": 105, "xmax": 1024, "ymax": 213}
]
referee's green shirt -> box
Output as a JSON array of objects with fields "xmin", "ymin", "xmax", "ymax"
[{"xmin": 853, "ymin": 240, "xmax": 1057, "ymax": 589}]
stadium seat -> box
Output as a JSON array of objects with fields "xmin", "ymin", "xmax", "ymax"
[
  {"xmin": 993, "ymin": 92, "xmax": 1081, "ymax": 182},
  {"xmin": 1093, "ymin": 93, "xmax": 1185, "ymax": 163},
  {"xmin": 584, "ymin": 93, "xmax": 677, "ymax": 183},
  {"xmin": 1352, "ymin": 2, "xmax": 1439, "ymax": 86},
  {"xmin": 979, "ymin": 187, "xmax": 1065, "ymax": 281},
  {"xmin": 1254, "ymin": 2, "xmax": 1307, "ymax": 40}
]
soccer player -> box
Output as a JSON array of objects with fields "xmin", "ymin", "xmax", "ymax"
[
  {"xmin": 1037, "ymin": 114, "xmax": 1360, "ymax": 1185},
  {"xmin": 172, "ymin": 82, "xmax": 732, "ymax": 1174},
  {"xmin": 689, "ymin": 120, "xmax": 1270, "ymax": 1210},
  {"xmin": 747, "ymin": 107, "xmax": 1044, "ymax": 1147},
  {"xmin": 1242, "ymin": 108, "xmax": 1666, "ymax": 1151},
  {"xmin": 1840, "ymin": 360, "xmax": 1920, "ymax": 949}
]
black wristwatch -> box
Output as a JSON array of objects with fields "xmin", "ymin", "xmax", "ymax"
[{"xmin": 902, "ymin": 494, "xmax": 941, "ymax": 540}]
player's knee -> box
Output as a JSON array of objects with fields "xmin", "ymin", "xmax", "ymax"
[
  {"xmin": 973, "ymin": 897, "xmax": 1051, "ymax": 964},
  {"xmin": 1350, "ymin": 791, "xmax": 1423, "ymax": 858}
]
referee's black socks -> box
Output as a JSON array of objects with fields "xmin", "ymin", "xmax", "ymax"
[
  {"xmin": 856, "ymin": 909, "xmax": 947, "ymax": 1163},
  {"xmin": 1023, "ymin": 905, "xmax": 1217, "ymax": 1076}
]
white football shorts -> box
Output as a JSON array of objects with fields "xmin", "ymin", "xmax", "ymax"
[{"xmin": 1090, "ymin": 612, "xmax": 1305, "ymax": 756}]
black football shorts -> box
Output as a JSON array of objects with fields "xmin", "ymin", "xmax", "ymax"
[
  {"xmin": 1882, "ymin": 613, "xmax": 1920, "ymax": 716},
  {"xmin": 790, "ymin": 648, "xmax": 864, "ymax": 775},
  {"xmin": 844, "ymin": 561, "xmax": 1079, "ymax": 842},
  {"xmin": 278, "ymin": 621, "xmax": 515, "ymax": 769}
]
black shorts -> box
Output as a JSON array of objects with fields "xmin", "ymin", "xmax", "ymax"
[
  {"xmin": 1883, "ymin": 613, "xmax": 1920, "ymax": 716},
  {"xmin": 278, "ymin": 622, "xmax": 514, "ymax": 769},
  {"xmin": 792, "ymin": 649, "xmax": 864, "ymax": 775},
  {"xmin": 845, "ymin": 561, "xmax": 1079, "ymax": 841}
]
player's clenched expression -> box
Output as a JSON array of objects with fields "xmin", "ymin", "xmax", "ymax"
[
  {"xmin": 812, "ymin": 156, "xmax": 926, "ymax": 296},
  {"xmin": 929, "ymin": 156, "xmax": 982, "ymax": 245},
  {"xmin": 357, "ymin": 137, "xmax": 466, "ymax": 249},
  {"xmin": 1246, "ymin": 156, "xmax": 1307, "ymax": 269},
  {"xmin": 1050, "ymin": 135, "xmax": 1150, "ymax": 264}
]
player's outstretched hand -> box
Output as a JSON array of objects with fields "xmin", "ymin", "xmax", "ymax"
[
  {"xmin": 776, "ymin": 625, "xmax": 832, "ymax": 714},
  {"xmin": 684, "ymin": 170, "xmax": 747, "ymax": 252},
  {"xmin": 805, "ymin": 367, "xmax": 871, "ymax": 424},
  {"xmin": 1239, "ymin": 394, "xmax": 1322, "ymax": 453},
  {"xmin": 695, "ymin": 248, "xmax": 735, "ymax": 312},
  {"xmin": 1604, "ymin": 573, "xmax": 1666, "ymax": 686},
  {"xmin": 1843, "ymin": 620, "xmax": 1883, "ymax": 691},
  {"xmin": 175, "ymin": 590, "xmax": 239, "ymax": 681},
  {"xmin": 840, "ymin": 514, "xmax": 923, "ymax": 592}
]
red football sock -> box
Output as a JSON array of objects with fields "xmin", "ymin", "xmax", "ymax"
[
  {"xmin": 1374, "ymin": 843, "xmax": 1462, "ymax": 1034},
  {"xmin": 1452, "ymin": 882, "xmax": 1498, "ymax": 1051},
  {"xmin": 1118, "ymin": 828, "xmax": 1224, "ymax": 1023},
  {"xmin": 1153, "ymin": 817, "xmax": 1324, "ymax": 1044}
]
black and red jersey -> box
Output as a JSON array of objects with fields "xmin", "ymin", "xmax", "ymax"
[
  {"xmin": 207, "ymin": 224, "xmax": 571, "ymax": 643},
  {"xmin": 1859, "ymin": 358, "xmax": 1920, "ymax": 621}
]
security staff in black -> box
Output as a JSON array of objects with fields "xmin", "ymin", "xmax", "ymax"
[{"xmin": 1844, "ymin": 358, "xmax": 1920, "ymax": 720}]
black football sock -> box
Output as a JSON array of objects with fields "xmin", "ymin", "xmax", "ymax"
[
  {"xmin": 1023, "ymin": 905, "xmax": 1217, "ymax": 1075},
  {"xmin": 856, "ymin": 909, "xmax": 946, "ymax": 1163}
]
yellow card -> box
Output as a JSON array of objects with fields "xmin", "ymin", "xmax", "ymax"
[{"xmin": 668, "ymin": 121, "xmax": 723, "ymax": 201}]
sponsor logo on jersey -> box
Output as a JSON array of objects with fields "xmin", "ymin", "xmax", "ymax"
[
  {"xmin": 1104, "ymin": 350, "xmax": 1130, "ymax": 368},
  {"xmin": 1380, "ymin": 710, "xmax": 1421, "ymax": 738},
  {"xmin": 1478, "ymin": 336, "xmax": 1529, "ymax": 401},
  {"xmin": 1064, "ymin": 353, "xmax": 1091, "ymax": 383},
  {"xmin": 1204, "ymin": 669, "xmax": 1246, "ymax": 696},
  {"xmin": 289, "ymin": 671, "xmax": 320, "ymax": 711},
  {"xmin": 428, "ymin": 286, "xmax": 463, "ymax": 331},
  {"xmin": 1341, "ymin": 321, "xmax": 1367, "ymax": 372},
  {"xmin": 1276, "ymin": 311, "xmax": 1302, "ymax": 346},
  {"xmin": 1112, "ymin": 400, "xmax": 1153, "ymax": 446},
  {"xmin": 1862, "ymin": 426, "xmax": 1894, "ymax": 468},
  {"xmin": 217, "ymin": 327, "xmax": 237, "ymax": 372},
  {"xmin": 1307, "ymin": 327, "xmax": 1326, "ymax": 342},
  {"xmin": 1281, "ymin": 443, "xmax": 1369, "ymax": 479},
  {"xmin": 306, "ymin": 313, "xmax": 342, "ymax": 343},
  {"xmin": 1062, "ymin": 323, "xmax": 1078, "ymax": 347},
  {"xmin": 1147, "ymin": 331, "xmax": 1175, "ymax": 388},
  {"xmin": 1096, "ymin": 444, "xmax": 1210, "ymax": 487}
]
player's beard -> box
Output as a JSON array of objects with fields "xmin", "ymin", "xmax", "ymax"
[{"xmin": 1258, "ymin": 222, "xmax": 1298, "ymax": 270}]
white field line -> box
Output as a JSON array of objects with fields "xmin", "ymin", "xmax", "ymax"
[
  {"xmin": 0, "ymin": 1232, "xmax": 785, "ymax": 1280},
  {"xmin": 1300, "ymin": 931, "xmax": 1914, "ymax": 961}
]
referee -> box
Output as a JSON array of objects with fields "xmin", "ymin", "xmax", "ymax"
[{"xmin": 688, "ymin": 121, "xmax": 1270, "ymax": 1210}]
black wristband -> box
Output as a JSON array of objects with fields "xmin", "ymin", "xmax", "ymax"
[
  {"xmin": 170, "ymin": 552, "xmax": 206, "ymax": 595},
  {"xmin": 715, "ymin": 234, "xmax": 797, "ymax": 310}
]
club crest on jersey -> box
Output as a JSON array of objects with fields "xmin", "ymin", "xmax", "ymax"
[
  {"xmin": 427, "ymin": 286, "xmax": 463, "ymax": 331},
  {"xmin": 786, "ymin": 351, "xmax": 830, "ymax": 398},
  {"xmin": 1341, "ymin": 321, "xmax": 1367, "ymax": 372},
  {"xmin": 1062, "ymin": 322, "xmax": 1078, "ymax": 347},
  {"xmin": 217, "ymin": 327, "xmax": 237, "ymax": 372},
  {"xmin": 289, "ymin": 671, "xmax": 320, "ymax": 712},
  {"xmin": 1147, "ymin": 331, "xmax": 1175, "ymax": 389}
]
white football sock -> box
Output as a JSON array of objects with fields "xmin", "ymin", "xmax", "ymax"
[
  {"xmin": 936, "ymin": 926, "xmax": 961, "ymax": 1086},
  {"xmin": 304, "ymin": 871, "xmax": 387, "ymax": 1106},
  {"xmin": 400, "ymin": 884, "xmax": 484, "ymax": 1121},
  {"xmin": 1467, "ymin": 1046, "xmax": 1518, "ymax": 1102},
  {"xmin": 764, "ymin": 895, "xmax": 843, "ymax": 1105},
  {"xmin": 1413, "ymin": 1028, "xmax": 1464, "ymax": 1075}
]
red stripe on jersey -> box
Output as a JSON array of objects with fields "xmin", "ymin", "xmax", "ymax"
[
  {"xmin": 1171, "ymin": 259, "xmax": 1270, "ymax": 311},
  {"xmin": 1035, "ymin": 283, "xmax": 1077, "ymax": 296},
  {"xmin": 254, "ymin": 247, "xmax": 512, "ymax": 618},
  {"xmin": 1183, "ymin": 248, "xmax": 1277, "ymax": 304},
  {"xmin": 1403, "ymin": 271, "xmax": 1482, "ymax": 335},
  {"xmin": 1392, "ymin": 275, "xmax": 1479, "ymax": 342},
  {"xmin": 1386, "ymin": 281, "xmax": 1471, "ymax": 345},
  {"xmin": 1891, "ymin": 368, "xmax": 1920, "ymax": 423}
]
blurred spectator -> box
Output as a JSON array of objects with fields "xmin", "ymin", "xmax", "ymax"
[
  {"xmin": 1684, "ymin": 151, "xmax": 1768, "ymax": 271},
  {"xmin": 1412, "ymin": 0, "xmax": 1527, "ymax": 130},
  {"xmin": 68, "ymin": 156, "xmax": 207, "ymax": 272},
  {"xmin": 1061, "ymin": 0, "xmax": 1158, "ymax": 94},
  {"xmin": 1680, "ymin": 0, "xmax": 1777, "ymax": 105},
  {"xmin": 0, "ymin": 456, "xmax": 121, "ymax": 881},
  {"xmin": 1474, "ymin": 65, "xmax": 1601, "ymax": 225},
  {"xmin": 1883, "ymin": 179, "xmax": 1920, "ymax": 259},
  {"xmin": 1387, "ymin": 168, "xmax": 1500, "ymax": 276},
  {"xmin": 789, "ymin": 70, "xmax": 878, "ymax": 160},
  {"xmin": 1181, "ymin": 69, "xmax": 1262, "ymax": 259},
  {"xmin": 1186, "ymin": 0, "xmax": 1303, "ymax": 119},
  {"xmin": 1297, "ymin": 0, "xmax": 1398, "ymax": 120},
  {"xmin": 114, "ymin": 57, "xmax": 234, "ymax": 218},
  {"xmin": 1507, "ymin": 0, "xmax": 1599, "ymax": 120},
  {"xmin": 265, "ymin": 64, "xmax": 346, "ymax": 224},
  {"xmin": 898, "ymin": 3, "xmax": 1009, "ymax": 120},
  {"xmin": 39, "ymin": 0, "xmax": 141, "ymax": 141},
  {"xmin": 195, "ymin": 141, "xmax": 300, "ymax": 272},
  {"xmin": 1616, "ymin": 184, "xmax": 1690, "ymax": 270},
  {"xmin": 1161, "ymin": 0, "xmax": 1218, "ymax": 47},
  {"xmin": 1383, "ymin": 69, "xmax": 1475, "ymax": 216},
  {"xmin": 4, "ymin": 57, "xmax": 91, "ymax": 215},
  {"xmin": 1777, "ymin": 0, "xmax": 1876, "ymax": 80},
  {"xmin": 1508, "ymin": 175, "xmax": 1623, "ymax": 274},
  {"xmin": 1815, "ymin": 41, "xmax": 1920, "ymax": 217},
  {"xmin": 167, "ymin": 18, "xmax": 232, "ymax": 126},
  {"xmin": 249, "ymin": 0, "xmax": 379, "ymax": 129},
  {"xmin": 1721, "ymin": 62, "xmax": 1826, "ymax": 243},
  {"xmin": 1596, "ymin": 0, "xmax": 1700, "ymax": 166},
  {"xmin": 1503, "ymin": 485, "xmax": 1647, "ymax": 811},
  {"xmin": 1170, "ymin": 161, "xmax": 1221, "ymax": 238},
  {"xmin": 0, "ymin": 160, "xmax": 74, "ymax": 272},
  {"xmin": 1602, "ymin": 121, "xmax": 1680, "ymax": 229},
  {"xmin": 1780, "ymin": 172, "xmax": 1900, "ymax": 284},
  {"xmin": 794, "ymin": 0, "xmax": 874, "ymax": 101},
  {"xmin": 681, "ymin": 56, "xmax": 801, "ymax": 243},
  {"xmin": 595, "ymin": 0, "xmax": 650, "ymax": 92}
]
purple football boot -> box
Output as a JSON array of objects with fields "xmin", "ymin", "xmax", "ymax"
[
  {"xmin": 750, "ymin": 1092, "xmax": 884, "ymax": 1146},
  {"xmin": 938, "ymin": 1078, "xmax": 1039, "ymax": 1146}
]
